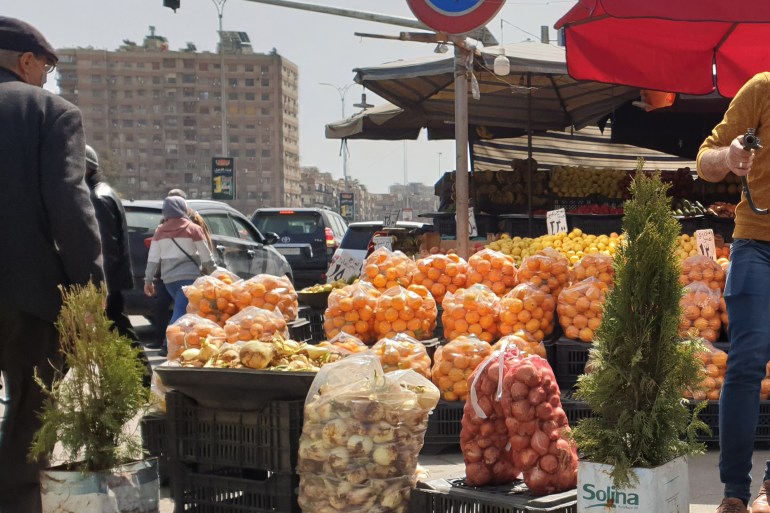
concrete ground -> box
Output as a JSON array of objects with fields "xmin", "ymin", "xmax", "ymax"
[{"xmin": 2, "ymin": 316, "xmax": 767, "ymax": 513}]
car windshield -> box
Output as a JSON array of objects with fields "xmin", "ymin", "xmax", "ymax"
[
  {"xmin": 125, "ymin": 209, "xmax": 162, "ymax": 232},
  {"xmin": 253, "ymin": 212, "xmax": 320, "ymax": 238},
  {"xmin": 340, "ymin": 225, "xmax": 381, "ymax": 250}
]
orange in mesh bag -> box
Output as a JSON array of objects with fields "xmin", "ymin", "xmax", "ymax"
[
  {"xmin": 184, "ymin": 275, "xmax": 239, "ymax": 324},
  {"xmin": 234, "ymin": 274, "xmax": 298, "ymax": 322},
  {"xmin": 499, "ymin": 283, "xmax": 556, "ymax": 342},
  {"xmin": 557, "ymin": 277, "xmax": 609, "ymax": 343},
  {"xmin": 466, "ymin": 249, "xmax": 518, "ymax": 296},
  {"xmin": 361, "ymin": 247, "xmax": 417, "ymax": 292},
  {"xmin": 683, "ymin": 339, "xmax": 728, "ymax": 401},
  {"xmin": 323, "ymin": 281, "xmax": 380, "ymax": 344},
  {"xmin": 374, "ymin": 284, "xmax": 437, "ymax": 341},
  {"xmin": 518, "ymin": 248, "xmax": 571, "ymax": 300},
  {"xmin": 569, "ymin": 253, "xmax": 614, "ymax": 288},
  {"xmin": 413, "ymin": 253, "xmax": 469, "ymax": 305},
  {"xmin": 223, "ymin": 305, "xmax": 289, "ymax": 343},
  {"xmin": 441, "ymin": 284, "xmax": 500, "ymax": 343},
  {"xmin": 493, "ymin": 332, "xmax": 547, "ymax": 359},
  {"xmin": 318, "ymin": 331, "xmax": 369, "ymax": 354},
  {"xmin": 678, "ymin": 254, "xmax": 726, "ymax": 292},
  {"xmin": 165, "ymin": 313, "xmax": 226, "ymax": 361},
  {"xmin": 679, "ymin": 281, "xmax": 721, "ymax": 343},
  {"xmin": 431, "ymin": 335, "xmax": 493, "ymax": 401},
  {"xmin": 371, "ymin": 333, "xmax": 432, "ymax": 379}
]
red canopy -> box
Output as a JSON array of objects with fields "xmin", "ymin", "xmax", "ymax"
[{"xmin": 555, "ymin": 0, "xmax": 770, "ymax": 97}]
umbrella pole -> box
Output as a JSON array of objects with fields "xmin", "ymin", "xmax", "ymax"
[{"xmin": 454, "ymin": 43, "xmax": 470, "ymax": 259}]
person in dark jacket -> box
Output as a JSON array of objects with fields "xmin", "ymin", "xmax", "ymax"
[
  {"xmin": 85, "ymin": 145, "xmax": 137, "ymax": 340},
  {"xmin": 0, "ymin": 17, "xmax": 103, "ymax": 513}
]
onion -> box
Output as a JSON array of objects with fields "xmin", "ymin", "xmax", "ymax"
[
  {"xmin": 480, "ymin": 376, "xmax": 497, "ymax": 395},
  {"xmin": 527, "ymin": 467, "xmax": 552, "ymax": 494},
  {"xmin": 539, "ymin": 454, "xmax": 559, "ymax": 474},
  {"xmin": 528, "ymin": 386, "xmax": 546, "ymax": 405},
  {"xmin": 510, "ymin": 381, "xmax": 530, "ymax": 401},
  {"xmin": 480, "ymin": 421, "xmax": 496, "ymax": 437},
  {"xmin": 465, "ymin": 461, "xmax": 492, "ymax": 486},
  {"xmin": 483, "ymin": 446, "xmax": 501, "ymax": 465},
  {"xmin": 505, "ymin": 416, "xmax": 519, "ymax": 434},
  {"xmin": 531, "ymin": 430, "xmax": 550, "ymax": 456},
  {"xmin": 536, "ymin": 402, "xmax": 554, "ymax": 421},
  {"xmin": 518, "ymin": 447, "xmax": 539, "ymax": 470},
  {"xmin": 551, "ymin": 407, "xmax": 568, "ymax": 426},
  {"xmin": 542, "ymin": 419, "xmax": 560, "ymax": 440},
  {"xmin": 493, "ymin": 459, "xmax": 519, "ymax": 483},
  {"xmin": 511, "ymin": 400, "xmax": 534, "ymax": 421},
  {"xmin": 476, "ymin": 436, "xmax": 493, "ymax": 449},
  {"xmin": 495, "ymin": 418, "xmax": 508, "ymax": 435},
  {"xmin": 517, "ymin": 419, "xmax": 538, "ymax": 436},
  {"xmin": 487, "ymin": 361, "xmax": 500, "ymax": 379},
  {"xmin": 509, "ymin": 434, "xmax": 530, "ymax": 451},
  {"xmin": 463, "ymin": 441, "xmax": 483, "ymax": 463},
  {"xmin": 478, "ymin": 396, "xmax": 495, "ymax": 417}
]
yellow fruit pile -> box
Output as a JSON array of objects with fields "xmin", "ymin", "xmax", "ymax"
[{"xmin": 486, "ymin": 229, "xmax": 623, "ymax": 265}]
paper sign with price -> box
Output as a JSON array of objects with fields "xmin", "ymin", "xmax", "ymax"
[
  {"xmin": 326, "ymin": 252, "xmax": 363, "ymax": 283},
  {"xmin": 383, "ymin": 210, "xmax": 400, "ymax": 228},
  {"xmin": 372, "ymin": 235, "xmax": 393, "ymax": 251},
  {"xmin": 546, "ymin": 208, "xmax": 568, "ymax": 235},
  {"xmin": 695, "ymin": 229, "xmax": 717, "ymax": 261},
  {"xmin": 457, "ymin": 207, "xmax": 478, "ymax": 237}
]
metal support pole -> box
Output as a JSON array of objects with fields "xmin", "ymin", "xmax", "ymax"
[
  {"xmin": 320, "ymin": 82, "xmax": 353, "ymax": 191},
  {"xmin": 527, "ymin": 72, "xmax": 533, "ymax": 237},
  {"xmin": 454, "ymin": 43, "xmax": 470, "ymax": 259},
  {"xmin": 213, "ymin": 0, "xmax": 228, "ymax": 156}
]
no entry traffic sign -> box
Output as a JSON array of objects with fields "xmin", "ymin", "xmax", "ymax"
[{"xmin": 406, "ymin": 0, "xmax": 505, "ymax": 35}]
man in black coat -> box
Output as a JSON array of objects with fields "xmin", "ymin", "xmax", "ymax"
[{"xmin": 0, "ymin": 17, "xmax": 103, "ymax": 513}]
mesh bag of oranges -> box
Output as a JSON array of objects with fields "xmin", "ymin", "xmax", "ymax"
[
  {"xmin": 466, "ymin": 249, "xmax": 518, "ymax": 296},
  {"xmin": 569, "ymin": 253, "xmax": 614, "ymax": 288},
  {"xmin": 361, "ymin": 247, "xmax": 417, "ymax": 293},
  {"xmin": 557, "ymin": 277, "xmax": 609, "ymax": 343},
  {"xmin": 683, "ymin": 339, "xmax": 728, "ymax": 401},
  {"xmin": 233, "ymin": 274, "xmax": 299, "ymax": 322},
  {"xmin": 184, "ymin": 275, "xmax": 239, "ymax": 324},
  {"xmin": 318, "ymin": 332, "xmax": 369, "ymax": 354},
  {"xmin": 209, "ymin": 267, "xmax": 241, "ymax": 285},
  {"xmin": 719, "ymin": 295, "xmax": 729, "ymax": 335},
  {"xmin": 413, "ymin": 253, "xmax": 469, "ymax": 305},
  {"xmin": 166, "ymin": 313, "xmax": 226, "ymax": 361},
  {"xmin": 323, "ymin": 281, "xmax": 381, "ymax": 343},
  {"xmin": 678, "ymin": 281, "xmax": 721, "ymax": 343},
  {"xmin": 762, "ymin": 361, "xmax": 770, "ymax": 400},
  {"xmin": 373, "ymin": 284, "xmax": 437, "ymax": 340},
  {"xmin": 499, "ymin": 283, "xmax": 556, "ymax": 342},
  {"xmin": 431, "ymin": 335, "xmax": 493, "ymax": 401},
  {"xmin": 371, "ymin": 333, "xmax": 432, "ymax": 379},
  {"xmin": 517, "ymin": 248, "xmax": 571, "ymax": 300},
  {"xmin": 678, "ymin": 254, "xmax": 726, "ymax": 293},
  {"xmin": 492, "ymin": 332, "xmax": 547, "ymax": 359},
  {"xmin": 441, "ymin": 284, "xmax": 500, "ymax": 343},
  {"xmin": 223, "ymin": 305, "xmax": 289, "ymax": 343}
]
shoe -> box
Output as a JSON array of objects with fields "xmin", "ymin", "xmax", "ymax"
[
  {"xmin": 716, "ymin": 497, "xmax": 747, "ymax": 513},
  {"xmin": 752, "ymin": 481, "xmax": 770, "ymax": 513},
  {"xmin": 144, "ymin": 342, "xmax": 162, "ymax": 350},
  {"xmin": 157, "ymin": 348, "xmax": 168, "ymax": 357}
]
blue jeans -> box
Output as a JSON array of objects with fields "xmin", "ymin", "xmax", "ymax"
[
  {"xmin": 721, "ymin": 238, "xmax": 770, "ymax": 503},
  {"xmin": 161, "ymin": 279, "xmax": 196, "ymax": 350}
]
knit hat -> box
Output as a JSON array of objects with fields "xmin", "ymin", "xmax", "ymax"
[
  {"xmin": 162, "ymin": 196, "xmax": 188, "ymax": 219},
  {"xmin": 0, "ymin": 17, "xmax": 58, "ymax": 64}
]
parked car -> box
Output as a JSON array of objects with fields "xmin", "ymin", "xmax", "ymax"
[
  {"xmin": 123, "ymin": 199, "xmax": 292, "ymax": 319},
  {"xmin": 250, "ymin": 207, "xmax": 347, "ymax": 289},
  {"xmin": 326, "ymin": 221, "xmax": 436, "ymax": 282}
]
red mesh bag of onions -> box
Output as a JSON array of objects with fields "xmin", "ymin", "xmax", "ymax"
[
  {"xmin": 460, "ymin": 343, "xmax": 523, "ymax": 486},
  {"xmin": 501, "ymin": 355, "xmax": 578, "ymax": 495}
]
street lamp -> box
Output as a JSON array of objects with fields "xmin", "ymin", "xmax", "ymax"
[
  {"xmin": 213, "ymin": 0, "xmax": 228, "ymax": 156},
  {"xmin": 319, "ymin": 82, "xmax": 354, "ymax": 191}
]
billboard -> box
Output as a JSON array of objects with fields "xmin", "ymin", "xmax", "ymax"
[
  {"xmin": 211, "ymin": 157, "xmax": 235, "ymax": 200},
  {"xmin": 339, "ymin": 192, "xmax": 355, "ymax": 222}
]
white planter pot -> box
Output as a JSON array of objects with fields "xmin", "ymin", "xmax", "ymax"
[
  {"xmin": 577, "ymin": 456, "xmax": 688, "ymax": 513},
  {"xmin": 40, "ymin": 458, "xmax": 160, "ymax": 513}
]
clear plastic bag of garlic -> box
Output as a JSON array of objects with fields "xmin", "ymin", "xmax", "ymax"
[{"xmin": 298, "ymin": 353, "xmax": 440, "ymax": 513}]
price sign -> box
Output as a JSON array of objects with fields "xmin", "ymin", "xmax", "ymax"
[
  {"xmin": 402, "ymin": 208, "xmax": 414, "ymax": 221},
  {"xmin": 546, "ymin": 208, "xmax": 568, "ymax": 235},
  {"xmin": 458, "ymin": 207, "xmax": 478, "ymax": 237},
  {"xmin": 383, "ymin": 210, "xmax": 400, "ymax": 229},
  {"xmin": 695, "ymin": 229, "xmax": 717, "ymax": 261},
  {"xmin": 372, "ymin": 235, "xmax": 393, "ymax": 251},
  {"xmin": 326, "ymin": 252, "xmax": 363, "ymax": 283}
]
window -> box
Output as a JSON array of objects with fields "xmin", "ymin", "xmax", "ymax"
[
  {"xmin": 261, "ymin": 149, "xmax": 271, "ymax": 158},
  {"xmin": 261, "ymin": 66, "xmax": 269, "ymax": 73},
  {"xmin": 230, "ymin": 215, "xmax": 258, "ymax": 242},
  {"xmin": 261, "ymin": 78, "xmax": 269, "ymax": 87},
  {"xmin": 202, "ymin": 213, "xmax": 238, "ymax": 238},
  {"xmin": 261, "ymin": 108, "xmax": 270, "ymax": 116},
  {"xmin": 261, "ymin": 93, "xmax": 269, "ymax": 101},
  {"xmin": 182, "ymin": 74, "xmax": 195, "ymax": 84},
  {"xmin": 229, "ymin": 79, "xmax": 238, "ymax": 87},
  {"xmin": 199, "ymin": 63, "xmax": 209, "ymax": 71},
  {"xmin": 245, "ymin": 64, "xmax": 254, "ymax": 72},
  {"xmin": 184, "ymin": 173, "xmax": 193, "ymax": 183},
  {"xmin": 245, "ymin": 78, "xmax": 254, "ymax": 86},
  {"xmin": 152, "ymin": 62, "xmax": 160, "ymax": 70},
  {"xmin": 228, "ymin": 92, "xmax": 238, "ymax": 100},
  {"xmin": 163, "ymin": 58, "xmax": 176, "ymax": 69}
]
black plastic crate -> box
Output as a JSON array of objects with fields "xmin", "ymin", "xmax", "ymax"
[
  {"xmin": 551, "ymin": 196, "xmax": 594, "ymax": 212},
  {"xmin": 560, "ymin": 398, "xmax": 594, "ymax": 427},
  {"xmin": 554, "ymin": 338, "xmax": 591, "ymax": 393},
  {"xmin": 410, "ymin": 482, "xmax": 577, "ymax": 513},
  {"xmin": 475, "ymin": 213, "xmax": 500, "ymax": 237},
  {"xmin": 706, "ymin": 215, "xmax": 735, "ymax": 243},
  {"xmin": 167, "ymin": 391, "xmax": 303, "ymax": 473},
  {"xmin": 140, "ymin": 412, "xmax": 170, "ymax": 485},
  {"xmin": 434, "ymin": 214, "xmax": 457, "ymax": 237},
  {"xmin": 675, "ymin": 215, "xmax": 706, "ymax": 235},
  {"xmin": 566, "ymin": 214, "xmax": 623, "ymax": 236},
  {"xmin": 172, "ymin": 464, "xmax": 299, "ymax": 513},
  {"xmin": 297, "ymin": 306, "xmax": 325, "ymax": 343},
  {"xmin": 422, "ymin": 400, "xmax": 465, "ymax": 454},
  {"xmin": 287, "ymin": 319, "xmax": 311, "ymax": 344},
  {"xmin": 499, "ymin": 214, "xmax": 548, "ymax": 238}
]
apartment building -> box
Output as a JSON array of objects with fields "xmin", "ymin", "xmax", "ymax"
[{"xmin": 56, "ymin": 27, "xmax": 301, "ymax": 213}]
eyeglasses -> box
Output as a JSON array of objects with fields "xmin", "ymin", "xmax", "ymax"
[{"xmin": 43, "ymin": 61, "xmax": 55, "ymax": 75}]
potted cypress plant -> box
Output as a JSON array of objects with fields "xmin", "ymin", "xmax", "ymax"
[
  {"xmin": 572, "ymin": 166, "xmax": 707, "ymax": 513},
  {"xmin": 28, "ymin": 282, "xmax": 159, "ymax": 513}
]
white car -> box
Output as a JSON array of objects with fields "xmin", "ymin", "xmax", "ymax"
[{"xmin": 326, "ymin": 221, "xmax": 436, "ymax": 283}]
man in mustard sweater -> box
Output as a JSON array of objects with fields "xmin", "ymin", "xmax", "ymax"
[{"xmin": 698, "ymin": 72, "xmax": 770, "ymax": 513}]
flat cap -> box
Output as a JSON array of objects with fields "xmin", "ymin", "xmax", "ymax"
[{"xmin": 0, "ymin": 17, "xmax": 58, "ymax": 64}]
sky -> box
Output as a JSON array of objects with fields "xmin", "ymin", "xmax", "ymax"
[{"xmin": 5, "ymin": 0, "xmax": 576, "ymax": 194}]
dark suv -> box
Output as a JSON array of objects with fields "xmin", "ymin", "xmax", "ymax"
[
  {"xmin": 123, "ymin": 199, "xmax": 292, "ymax": 319},
  {"xmin": 250, "ymin": 208, "xmax": 347, "ymax": 288}
]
